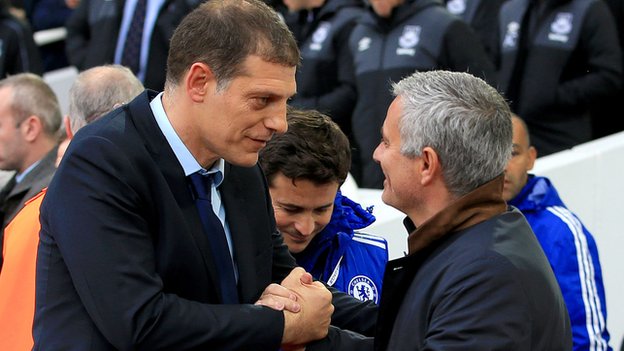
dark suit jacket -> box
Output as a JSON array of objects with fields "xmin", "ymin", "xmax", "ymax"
[
  {"xmin": 34, "ymin": 91, "xmax": 375, "ymax": 350},
  {"xmin": 64, "ymin": 0, "xmax": 201, "ymax": 91}
]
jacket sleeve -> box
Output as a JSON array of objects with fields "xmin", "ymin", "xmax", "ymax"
[
  {"xmin": 539, "ymin": 207, "xmax": 611, "ymax": 351},
  {"xmin": 555, "ymin": 0, "xmax": 622, "ymax": 110}
]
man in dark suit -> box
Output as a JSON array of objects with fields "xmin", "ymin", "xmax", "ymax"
[
  {"xmin": 35, "ymin": 0, "xmax": 376, "ymax": 350},
  {"xmin": 65, "ymin": 0, "xmax": 201, "ymax": 91},
  {"xmin": 0, "ymin": 73, "xmax": 60, "ymax": 267}
]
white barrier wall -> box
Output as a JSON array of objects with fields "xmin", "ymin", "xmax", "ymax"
[{"xmin": 350, "ymin": 131, "xmax": 624, "ymax": 350}]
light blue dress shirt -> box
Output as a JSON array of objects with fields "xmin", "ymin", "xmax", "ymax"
[{"xmin": 149, "ymin": 92, "xmax": 238, "ymax": 280}]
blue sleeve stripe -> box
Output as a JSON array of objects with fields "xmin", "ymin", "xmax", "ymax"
[{"xmin": 548, "ymin": 206, "xmax": 609, "ymax": 351}]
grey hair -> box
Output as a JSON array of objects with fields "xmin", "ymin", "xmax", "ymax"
[
  {"xmin": 68, "ymin": 65, "xmax": 144, "ymax": 132},
  {"xmin": 0, "ymin": 73, "xmax": 62, "ymax": 137},
  {"xmin": 394, "ymin": 70, "xmax": 512, "ymax": 196}
]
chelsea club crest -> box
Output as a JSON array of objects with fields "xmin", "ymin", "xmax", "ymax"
[{"xmin": 348, "ymin": 275, "xmax": 379, "ymax": 303}]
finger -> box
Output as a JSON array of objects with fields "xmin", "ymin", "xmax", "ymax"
[
  {"xmin": 255, "ymin": 295, "xmax": 301, "ymax": 312},
  {"xmin": 299, "ymin": 272, "xmax": 313, "ymax": 285},
  {"xmin": 263, "ymin": 283, "xmax": 298, "ymax": 301}
]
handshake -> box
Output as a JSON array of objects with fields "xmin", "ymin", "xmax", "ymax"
[{"xmin": 255, "ymin": 267, "xmax": 334, "ymax": 350}]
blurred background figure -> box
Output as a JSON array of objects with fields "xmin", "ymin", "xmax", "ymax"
[
  {"xmin": 280, "ymin": 0, "xmax": 364, "ymax": 151},
  {"xmin": 496, "ymin": 0, "xmax": 622, "ymax": 156},
  {"xmin": 259, "ymin": 108, "xmax": 388, "ymax": 303},
  {"xmin": 0, "ymin": 64, "xmax": 143, "ymax": 351},
  {"xmin": 0, "ymin": 73, "xmax": 60, "ymax": 255},
  {"xmin": 347, "ymin": 0, "xmax": 496, "ymax": 188},
  {"xmin": 0, "ymin": 0, "xmax": 44, "ymax": 78},
  {"xmin": 503, "ymin": 115, "xmax": 611, "ymax": 351},
  {"xmin": 65, "ymin": 0, "xmax": 201, "ymax": 90},
  {"xmin": 591, "ymin": 0, "xmax": 624, "ymax": 140},
  {"xmin": 443, "ymin": 0, "xmax": 507, "ymax": 60}
]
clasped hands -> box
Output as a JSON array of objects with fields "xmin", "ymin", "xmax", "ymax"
[{"xmin": 255, "ymin": 267, "xmax": 334, "ymax": 350}]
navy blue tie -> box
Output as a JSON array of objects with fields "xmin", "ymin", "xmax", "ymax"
[
  {"xmin": 189, "ymin": 172, "xmax": 239, "ymax": 304},
  {"xmin": 120, "ymin": 0, "xmax": 147, "ymax": 74}
]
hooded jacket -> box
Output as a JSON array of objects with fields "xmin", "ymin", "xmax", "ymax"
[{"xmin": 509, "ymin": 175, "xmax": 611, "ymax": 351}]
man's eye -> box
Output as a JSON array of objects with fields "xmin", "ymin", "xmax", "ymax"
[{"xmin": 255, "ymin": 97, "xmax": 269, "ymax": 106}]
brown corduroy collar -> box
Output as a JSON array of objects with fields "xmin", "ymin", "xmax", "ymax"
[{"xmin": 406, "ymin": 174, "xmax": 507, "ymax": 255}]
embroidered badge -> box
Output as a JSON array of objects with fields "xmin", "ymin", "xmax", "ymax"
[
  {"xmin": 397, "ymin": 25, "xmax": 420, "ymax": 56},
  {"xmin": 548, "ymin": 13, "xmax": 573, "ymax": 43},
  {"xmin": 446, "ymin": 0, "xmax": 466, "ymax": 15},
  {"xmin": 348, "ymin": 275, "xmax": 379, "ymax": 303},
  {"xmin": 503, "ymin": 21, "xmax": 520, "ymax": 48},
  {"xmin": 310, "ymin": 22, "xmax": 331, "ymax": 51},
  {"xmin": 358, "ymin": 37, "xmax": 371, "ymax": 52}
]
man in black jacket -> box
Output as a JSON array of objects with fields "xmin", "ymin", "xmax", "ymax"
[{"xmin": 371, "ymin": 70, "xmax": 571, "ymax": 350}]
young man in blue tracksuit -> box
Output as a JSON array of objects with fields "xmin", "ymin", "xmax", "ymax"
[
  {"xmin": 259, "ymin": 108, "xmax": 388, "ymax": 303},
  {"xmin": 504, "ymin": 116, "xmax": 611, "ymax": 351}
]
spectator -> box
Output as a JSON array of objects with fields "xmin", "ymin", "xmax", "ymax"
[
  {"xmin": 65, "ymin": 0, "xmax": 201, "ymax": 91},
  {"xmin": 259, "ymin": 108, "xmax": 388, "ymax": 303},
  {"xmin": 0, "ymin": 64, "xmax": 143, "ymax": 351},
  {"xmin": 503, "ymin": 115, "xmax": 611, "ymax": 351},
  {"xmin": 34, "ymin": 1, "xmax": 376, "ymax": 349},
  {"xmin": 0, "ymin": 73, "xmax": 60, "ymax": 261},
  {"xmin": 592, "ymin": 0, "xmax": 624, "ymax": 139},
  {"xmin": 371, "ymin": 70, "xmax": 571, "ymax": 350},
  {"xmin": 496, "ymin": 0, "xmax": 622, "ymax": 156},
  {"xmin": 281, "ymin": 0, "xmax": 364, "ymax": 141},
  {"xmin": 348, "ymin": 0, "xmax": 496, "ymax": 188},
  {"xmin": 443, "ymin": 0, "xmax": 507, "ymax": 60},
  {"xmin": 0, "ymin": 1, "xmax": 44, "ymax": 77},
  {"xmin": 27, "ymin": 0, "xmax": 74, "ymax": 71}
]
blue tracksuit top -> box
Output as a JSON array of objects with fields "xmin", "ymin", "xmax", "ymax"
[
  {"xmin": 509, "ymin": 175, "xmax": 611, "ymax": 351},
  {"xmin": 294, "ymin": 191, "xmax": 388, "ymax": 304}
]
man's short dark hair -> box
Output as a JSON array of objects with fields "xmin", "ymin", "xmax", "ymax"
[
  {"xmin": 259, "ymin": 108, "xmax": 351, "ymax": 186},
  {"xmin": 166, "ymin": 0, "xmax": 300, "ymax": 89}
]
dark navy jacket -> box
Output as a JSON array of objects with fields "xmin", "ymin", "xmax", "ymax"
[
  {"xmin": 348, "ymin": 0, "xmax": 496, "ymax": 188},
  {"xmin": 497, "ymin": 0, "xmax": 622, "ymax": 155}
]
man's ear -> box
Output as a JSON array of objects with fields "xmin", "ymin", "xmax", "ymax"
[
  {"xmin": 185, "ymin": 62, "xmax": 216, "ymax": 103},
  {"xmin": 527, "ymin": 146, "xmax": 537, "ymax": 171},
  {"xmin": 20, "ymin": 115, "xmax": 43, "ymax": 142},
  {"xmin": 64, "ymin": 116, "xmax": 73, "ymax": 139},
  {"xmin": 419, "ymin": 146, "xmax": 440, "ymax": 186}
]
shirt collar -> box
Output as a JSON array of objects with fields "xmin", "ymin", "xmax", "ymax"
[{"xmin": 149, "ymin": 92, "xmax": 225, "ymax": 186}]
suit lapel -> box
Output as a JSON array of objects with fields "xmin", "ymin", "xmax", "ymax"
[
  {"xmin": 125, "ymin": 91, "xmax": 222, "ymax": 299},
  {"xmin": 220, "ymin": 164, "xmax": 260, "ymax": 303}
]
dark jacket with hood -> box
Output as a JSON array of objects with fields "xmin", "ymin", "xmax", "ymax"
[
  {"xmin": 348, "ymin": 0, "xmax": 496, "ymax": 189},
  {"xmin": 0, "ymin": 6, "xmax": 43, "ymax": 78}
]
